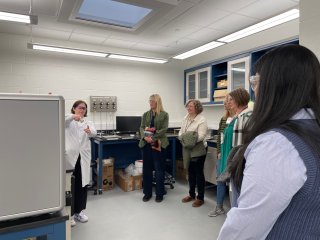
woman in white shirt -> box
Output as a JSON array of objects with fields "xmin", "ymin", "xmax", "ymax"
[
  {"xmin": 65, "ymin": 100, "xmax": 97, "ymax": 227},
  {"xmin": 179, "ymin": 99, "xmax": 208, "ymax": 207},
  {"xmin": 218, "ymin": 45, "xmax": 320, "ymax": 239}
]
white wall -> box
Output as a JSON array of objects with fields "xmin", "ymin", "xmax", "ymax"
[
  {"xmin": 0, "ymin": 18, "xmax": 299, "ymax": 130},
  {"xmin": 0, "ymin": 33, "xmax": 186, "ymax": 129},
  {"xmin": 299, "ymin": 0, "xmax": 320, "ymax": 58}
]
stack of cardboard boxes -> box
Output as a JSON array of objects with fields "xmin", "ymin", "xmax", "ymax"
[
  {"xmin": 115, "ymin": 170, "xmax": 142, "ymax": 192},
  {"xmin": 98, "ymin": 158, "xmax": 114, "ymax": 191},
  {"xmin": 214, "ymin": 79, "xmax": 228, "ymax": 102},
  {"xmin": 176, "ymin": 159, "xmax": 187, "ymax": 180}
]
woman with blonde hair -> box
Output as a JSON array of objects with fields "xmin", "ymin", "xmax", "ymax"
[
  {"xmin": 210, "ymin": 88, "xmax": 250, "ymax": 216},
  {"xmin": 208, "ymin": 94, "xmax": 234, "ymax": 216},
  {"xmin": 139, "ymin": 94, "xmax": 169, "ymax": 203}
]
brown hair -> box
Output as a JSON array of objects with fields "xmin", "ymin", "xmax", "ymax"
[
  {"xmin": 71, "ymin": 100, "xmax": 88, "ymax": 117},
  {"xmin": 229, "ymin": 88, "xmax": 250, "ymax": 108},
  {"xmin": 185, "ymin": 99, "xmax": 203, "ymax": 114}
]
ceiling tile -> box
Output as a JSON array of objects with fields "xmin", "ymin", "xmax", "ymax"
[
  {"xmin": 31, "ymin": 27, "xmax": 71, "ymax": 41},
  {"xmin": 207, "ymin": 13, "xmax": 257, "ymax": 33},
  {"xmin": 167, "ymin": 37, "xmax": 203, "ymax": 52},
  {"xmin": 157, "ymin": 20, "xmax": 201, "ymax": 38},
  {"xmin": 69, "ymin": 33, "xmax": 106, "ymax": 45},
  {"xmin": 102, "ymin": 38, "xmax": 137, "ymax": 49},
  {"xmin": 238, "ymin": 0, "xmax": 299, "ymax": 19},
  {"xmin": 132, "ymin": 42, "xmax": 173, "ymax": 54},
  {"xmin": 175, "ymin": 3, "xmax": 230, "ymax": 27},
  {"xmin": 0, "ymin": 22, "xmax": 31, "ymax": 36},
  {"xmin": 206, "ymin": 0, "xmax": 258, "ymax": 12},
  {"xmin": 185, "ymin": 27, "xmax": 227, "ymax": 43}
]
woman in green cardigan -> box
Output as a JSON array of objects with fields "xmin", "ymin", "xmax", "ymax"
[{"xmin": 139, "ymin": 94, "xmax": 169, "ymax": 203}]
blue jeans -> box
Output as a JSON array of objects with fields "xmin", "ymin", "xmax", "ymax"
[
  {"xmin": 142, "ymin": 144, "xmax": 166, "ymax": 197},
  {"xmin": 216, "ymin": 159, "xmax": 226, "ymax": 206}
]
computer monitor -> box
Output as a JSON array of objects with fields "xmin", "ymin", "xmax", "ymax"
[{"xmin": 116, "ymin": 116, "xmax": 141, "ymax": 134}]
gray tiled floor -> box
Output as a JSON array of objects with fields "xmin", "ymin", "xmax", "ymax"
[{"xmin": 71, "ymin": 180, "xmax": 227, "ymax": 240}]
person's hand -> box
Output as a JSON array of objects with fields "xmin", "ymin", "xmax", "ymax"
[
  {"xmin": 144, "ymin": 136, "xmax": 153, "ymax": 143},
  {"xmin": 218, "ymin": 153, "xmax": 221, "ymax": 159},
  {"xmin": 73, "ymin": 114, "xmax": 81, "ymax": 121},
  {"xmin": 84, "ymin": 125, "xmax": 91, "ymax": 134}
]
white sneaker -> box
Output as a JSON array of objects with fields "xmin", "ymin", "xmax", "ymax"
[
  {"xmin": 70, "ymin": 216, "xmax": 76, "ymax": 227},
  {"xmin": 208, "ymin": 206, "xmax": 225, "ymax": 217},
  {"xmin": 74, "ymin": 211, "xmax": 89, "ymax": 223}
]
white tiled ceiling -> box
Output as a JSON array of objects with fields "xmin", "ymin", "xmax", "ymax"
[{"xmin": 0, "ymin": 0, "xmax": 299, "ymax": 58}]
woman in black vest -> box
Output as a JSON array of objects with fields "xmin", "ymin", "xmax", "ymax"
[{"xmin": 218, "ymin": 45, "xmax": 320, "ymax": 239}]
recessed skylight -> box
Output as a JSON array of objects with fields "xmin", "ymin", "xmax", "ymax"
[{"xmin": 76, "ymin": 0, "xmax": 152, "ymax": 28}]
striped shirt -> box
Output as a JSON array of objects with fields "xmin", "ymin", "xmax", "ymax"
[
  {"xmin": 217, "ymin": 117, "xmax": 227, "ymax": 156},
  {"xmin": 232, "ymin": 108, "xmax": 252, "ymax": 147}
]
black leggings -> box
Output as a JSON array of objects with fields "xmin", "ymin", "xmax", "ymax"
[{"xmin": 73, "ymin": 155, "xmax": 88, "ymax": 214}]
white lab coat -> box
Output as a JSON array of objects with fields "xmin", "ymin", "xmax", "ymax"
[{"xmin": 65, "ymin": 114, "xmax": 97, "ymax": 187}]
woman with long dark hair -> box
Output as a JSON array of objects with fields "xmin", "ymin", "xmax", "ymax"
[{"xmin": 218, "ymin": 45, "xmax": 320, "ymax": 239}]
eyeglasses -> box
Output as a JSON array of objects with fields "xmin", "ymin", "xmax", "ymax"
[
  {"xmin": 249, "ymin": 75, "xmax": 259, "ymax": 92},
  {"xmin": 77, "ymin": 106, "xmax": 86, "ymax": 110}
]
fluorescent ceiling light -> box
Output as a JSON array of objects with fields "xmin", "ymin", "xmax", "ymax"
[
  {"xmin": 28, "ymin": 43, "xmax": 108, "ymax": 58},
  {"xmin": 28, "ymin": 43, "xmax": 168, "ymax": 63},
  {"xmin": 0, "ymin": 11, "xmax": 37, "ymax": 24},
  {"xmin": 173, "ymin": 41, "xmax": 225, "ymax": 60},
  {"xmin": 218, "ymin": 9, "xmax": 299, "ymax": 43},
  {"xmin": 108, "ymin": 54, "xmax": 167, "ymax": 63},
  {"xmin": 231, "ymin": 68, "xmax": 246, "ymax": 72}
]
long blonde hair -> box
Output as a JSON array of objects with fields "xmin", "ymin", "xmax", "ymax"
[
  {"xmin": 149, "ymin": 94, "xmax": 164, "ymax": 114},
  {"xmin": 223, "ymin": 94, "xmax": 234, "ymax": 119}
]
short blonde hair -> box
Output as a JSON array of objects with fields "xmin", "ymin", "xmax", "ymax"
[
  {"xmin": 149, "ymin": 94, "xmax": 164, "ymax": 114},
  {"xmin": 185, "ymin": 99, "xmax": 203, "ymax": 114}
]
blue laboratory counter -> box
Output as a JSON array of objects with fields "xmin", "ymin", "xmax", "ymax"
[
  {"xmin": 0, "ymin": 210, "xmax": 68, "ymax": 240},
  {"xmin": 91, "ymin": 135, "xmax": 181, "ymax": 194}
]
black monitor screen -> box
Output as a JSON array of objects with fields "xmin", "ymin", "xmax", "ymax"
[{"xmin": 116, "ymin": 116, "xmax": 141, "ymax": 134}]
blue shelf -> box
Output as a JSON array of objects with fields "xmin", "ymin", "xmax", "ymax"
[
  {"xmin": 214, "ymin": 73, "xmax": 227, "ymax": 78},
  {"xmin": 215, "ymin": 87, "xmax": 227, "ymax": 90}
]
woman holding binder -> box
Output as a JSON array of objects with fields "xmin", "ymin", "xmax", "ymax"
[{"xmin": 139, "ymin": 94, "xmax": 169, "ymax": 203}]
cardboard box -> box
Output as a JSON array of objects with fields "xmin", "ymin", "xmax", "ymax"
[
  {"xmin": 97, "ymin": 158, "xmax": 114, "ymax": 191},
  {"xmin": 132, "ymin": 175, "xmax": 143, "ymax": 190},
  {"xmin": 213, "ymin": 89, "xmax": 228, "ymax": 102},
  {"xmin": 115, "ymin": 171, "xmax": 134, "ymax": 192},
  {"xmin": 176, "ymin": 159, "xmax": 187, "ymax": 180},
  {"xmin": 217, "ymin": 79, "xmax": 228, "ymax": 88}
]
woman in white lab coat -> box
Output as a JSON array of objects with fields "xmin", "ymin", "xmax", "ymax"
[{"xmin": 65, "ymin": 100, "xmax": 96, "ymax": 227}]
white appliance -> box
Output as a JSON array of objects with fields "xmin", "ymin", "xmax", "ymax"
[{"xmin": 0, "ymin": 93, "xmax": 65, "ymax": 221}]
